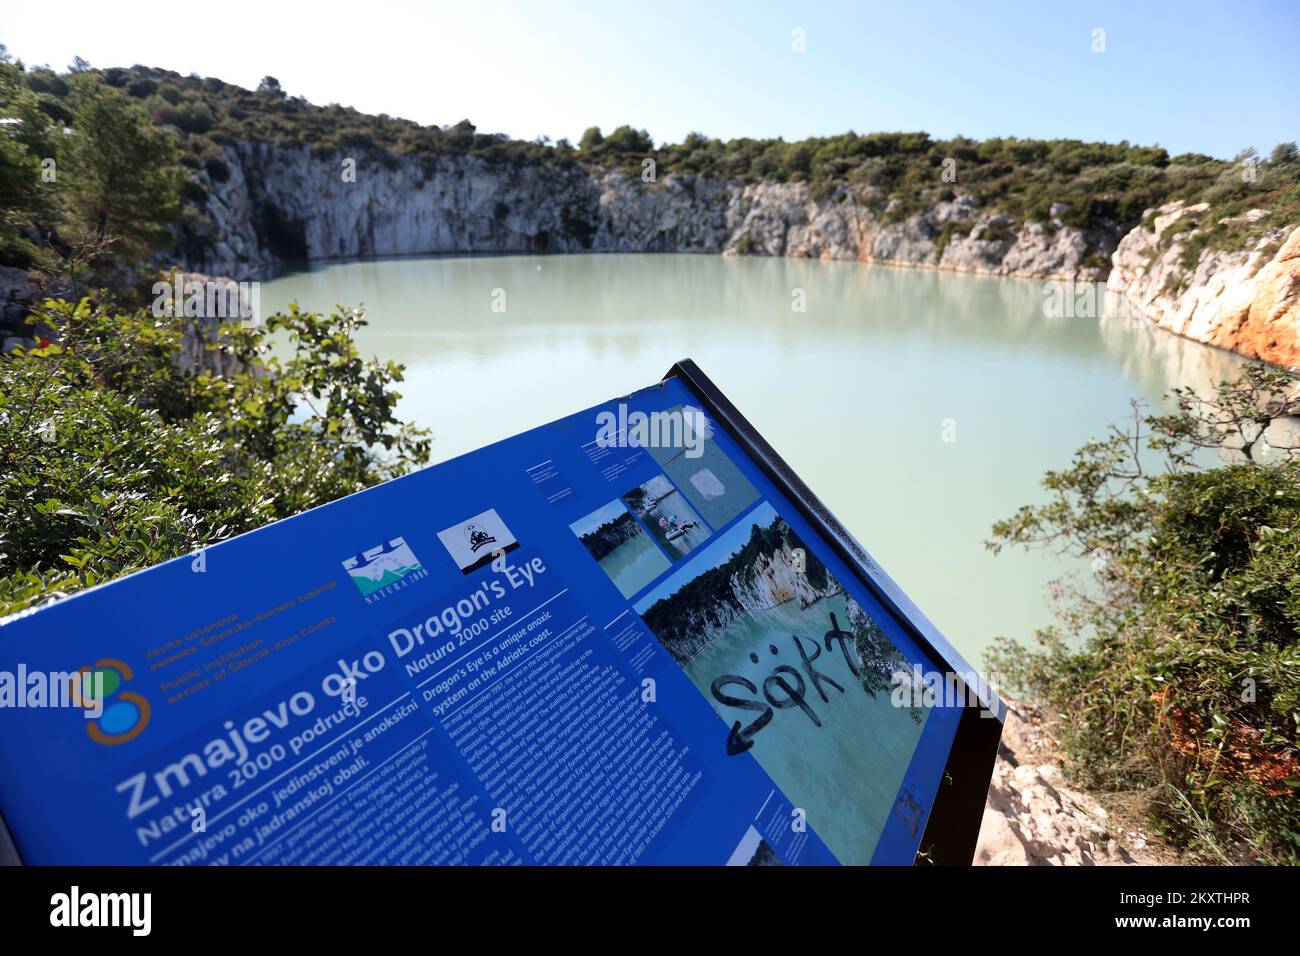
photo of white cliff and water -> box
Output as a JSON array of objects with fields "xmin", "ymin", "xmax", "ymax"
[
  {"xmin": 1, "ymin": 1, "xmax": 1296, "ymax": 874},
  {"xmin": 634, "ymin": 501, "xmax": 927, "ymax": 864}
]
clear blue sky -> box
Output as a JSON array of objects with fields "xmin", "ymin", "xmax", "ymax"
[{"xmin": 1, "ymin": 0, "xmax": 1295, "ymax": 159}]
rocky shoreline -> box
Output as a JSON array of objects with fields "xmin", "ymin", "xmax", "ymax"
[
  {"xmin": 975, "ymin": 699, "xmax": 1163, "ymax": 866},
  {"xmin": 638, "ymin": 519, "xmax": 841, "ymax": 663},
  {"xmin": 175, "ymin": 143, "xmax": 1298, "ymax": 366},
  {"xmin": 1, "ymin": 141, "xmax": 1295, "ymax": 366},
  {"xmin": 188, "ymin": 145, "xmax": 1119, "ymax": 281},
  {"xmin": 1109, "ymin": 203, "xmax": 1300, "ymax": 367}
]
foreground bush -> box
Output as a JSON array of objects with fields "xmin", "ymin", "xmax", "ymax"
[
  {"xmin": 0, "ymin": 297, "xmax": 430, "ymax": 616},
  {"xmin": 987, "ymin": 365, "xmax": 1300, "ymax": 864}
]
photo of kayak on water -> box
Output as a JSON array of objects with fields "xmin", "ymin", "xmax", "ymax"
[
  {"xmin": 622, "ymin": 474, "xmax": 711, "ymax": 559},
  {"xmin": 634, "ymin": 501, "xmax": 930, "ymax": 864}
]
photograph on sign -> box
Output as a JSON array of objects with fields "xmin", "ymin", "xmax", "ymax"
[{"xmin": 634, "ymin": 500, "xmax": 931, "ymax": 864}]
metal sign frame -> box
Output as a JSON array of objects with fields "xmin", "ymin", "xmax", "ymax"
[{"xmin": 663, "ymin": 359, "xmax": 1004, "ymax": 865}]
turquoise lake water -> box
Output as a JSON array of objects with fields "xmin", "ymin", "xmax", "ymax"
[
  {"xmin": 262, "ymin": 253, "xmax": 1245, "ymax": 664},
  {"xmin": 597, "ymin": 530, "xmax": 670, "ymax": 598}
]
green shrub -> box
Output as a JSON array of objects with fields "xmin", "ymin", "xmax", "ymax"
[
  {"xmin": 987, "ymin": 366, "xmax": 1300, "ymax": 864},
  {"xmin": 977, "ymin": 220, "xmax": 1015, "ymax": 243},
  {"xmin": 933, "ymin": 220, "xmax": 971, "ymax": 256},
  {"xmin": 0, "ymin": 296, "xmax": 430, "ymax": 617}
]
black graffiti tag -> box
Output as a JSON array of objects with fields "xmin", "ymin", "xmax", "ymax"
[
  {"xmin": 712, "ymin": 674, "xmax": 773, "ymax": 755},
  {"xmin": 822, "ymin": 612, "xmax": 860, "ymax": 678},
  {"xmin": 711, "ymin": 617, "xmax": 853, "ymax": 754}
]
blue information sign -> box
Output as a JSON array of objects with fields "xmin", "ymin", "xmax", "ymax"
[{"xmin": 0, "ymin": 361, "xmax": 1001, "ymax": 866}]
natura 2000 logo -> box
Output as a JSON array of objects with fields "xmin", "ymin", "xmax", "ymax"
[{"xmin": 343, "ymin": 536, "xmax": 427, "ymax": 604}]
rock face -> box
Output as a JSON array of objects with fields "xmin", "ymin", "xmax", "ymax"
[
  {"xmin": 184, "ymin": 143, "xmax": 1298, "ymax": 365},
  {"xmin": 681, "ymin": 539, "xmax": 842, "ymax": 655},
  {"xmin": 730, "ymin": 537, "xmax": 839, "ymax": 615},
  {"xmin": 1108, "ymin": 203, "xmax": 1300, "ymax": 367},
  {"xmin": 975, "ymin": 700, "xmax": 1158, "ymax": 866},
  {"xmin": 638, "ymin": 519, "xmax": 842, "ymax": 662},
  {"xmin": 0, "ymin": 265, "xmax": 41, "ymax": 350},
  {"xmin": 5, "ymin": 142, "xmax": 1291, "ymax": 368},
  {"xmin": 163, "ymin": 272, "xmax": 257, "ymax": 377},
  {"xmin": 185, "ymin": 144, "xmax": 1114, "ymax": 282}
]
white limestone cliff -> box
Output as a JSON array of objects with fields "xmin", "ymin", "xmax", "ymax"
[
  {"xmin": 184, "ymin": 144, "xmax": 1115, "ymax": 283},
  {"xmin": 1107, "ymin": 202, "xmax": 1300, "ymax": 367}
]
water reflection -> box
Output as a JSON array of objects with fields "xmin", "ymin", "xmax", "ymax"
[{"xmin": 262, "ymin": 253, "xmax": 1251, "ymax": 661}]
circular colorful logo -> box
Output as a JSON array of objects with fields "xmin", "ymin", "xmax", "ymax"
[{"xmin": 77, "ymin": 658, "xmax": 150, "ymax": 745}]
